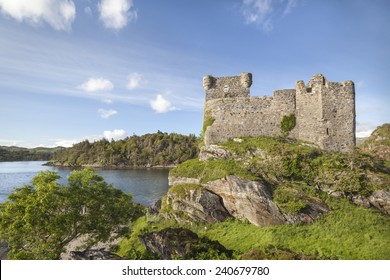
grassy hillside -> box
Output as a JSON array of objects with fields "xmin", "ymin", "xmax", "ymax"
[
  {"xmin": 116, "ymin": 136, "xmax": 390, "ymax": 260},
  {"xmin": 360, "ymin": 123, "xmax": 390, "ymax": 161}
]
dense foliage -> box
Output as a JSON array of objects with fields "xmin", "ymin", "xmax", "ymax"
[
  {"xmin": 0, "ymin": 146, "xmax": 64, "ymax": 161},
  {"xmin": 0, "ymin": 169, "xmax": 144, "ymax": 259},
  {"xmin": 49, "ymin": 132, "xmax": 199, "ymax": 167}
]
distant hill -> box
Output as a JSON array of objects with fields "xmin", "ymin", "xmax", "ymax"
[
  {"xmin": 0, "ymin": 146, "xmax": 65, "ymax": 162},
  {"xmin": 48, "ymin": 132, "xmax": 199, "ymax": 168},
  {"xmin": 360, "ymin": 123, "xmax": 390, "ymax": 161},
  {"xmin": 356, "ymin": 137, "xmax": 368, "ymax": 146}
]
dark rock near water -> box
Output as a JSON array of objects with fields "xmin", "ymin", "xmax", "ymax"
[{"xmin": 147, "ymin": 199, "xmax": 162, "ymax": 216}]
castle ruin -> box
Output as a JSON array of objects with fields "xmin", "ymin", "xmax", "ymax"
[{"xmin": 203, "ymin": 73, "xmax": 356, "ymax": 152}]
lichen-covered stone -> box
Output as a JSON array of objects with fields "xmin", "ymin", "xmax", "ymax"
[{"xmin": 204, "ymin": 175, "xmax": 286, "ymax": 226}]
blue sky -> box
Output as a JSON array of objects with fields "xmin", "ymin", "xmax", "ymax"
[{"xmin": 0, "ymin": 0, "xmax": 389, "ymax": 147}]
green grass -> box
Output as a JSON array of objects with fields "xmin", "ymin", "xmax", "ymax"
[
  {"xmin": 169, "ymin": 158, "xmax": 258, "ymax": 183},
  {"xmin": 195, "ymin": 198, "xmax": 390, "ymax": 259},
  {"xmin": 115, "ymin": 196, "xmax": 390, "ymax": 260}
]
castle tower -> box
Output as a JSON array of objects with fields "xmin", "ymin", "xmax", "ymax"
[
  {"xmin": 203, "ymin": 72, "xmax": 252, "ymax": 101},
  {"xmin": 295, "ymin": 74, "xmax": 356, "ymax": 152}
]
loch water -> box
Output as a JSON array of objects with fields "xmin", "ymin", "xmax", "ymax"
[{"xmin": 0, "ymin": 161, "xmax": 170, "ymax": 206}]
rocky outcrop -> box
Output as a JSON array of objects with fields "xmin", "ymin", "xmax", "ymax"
[
  {"xmin": 0, "ymin": 242, "xmax": 8, "ymax": 260},
  {"xmin": 69, "ymin": 249, "xmax": 122, "ymax": 260},
  {"xmin": 283, "ymin": 198, "xmax": 329, "ymax": 224},
  {"xmin": 164, "ymin": 186, "xmax": 231, "ymax": 223},
  {"xmin": 168, "ymin": 177, "xmax": 200, "ymax": 186},
  {"xmin": 147, "ymin": 199, "xmax": 162, "ymax": 216},
  {"xmin": 139, "ymin": 228, "xmax": 232, "ymax": 260},
  {"xmin": 369, "ymin": 190, "xmax": 390, "ymax": 215},
  {"xmin": 204, "ymin": 175, "xmax": 285, "ymax": 226},
  {"xmin": 200, "ymin": 145, "xmax": 231, "ymax": 161}
]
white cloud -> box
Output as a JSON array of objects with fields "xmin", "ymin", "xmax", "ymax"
[
  {"xmin": 0, "ymin": 138, "xmax": 23, "ymax": 146},
  {"xmin": 357, "ymin": 80, "xmax": 365, "ymax": 89},
  {"xmin": 84, "ymin": 6, "xmax": 92, "ymax": 16},
  {"xmin": 98, "ymin": 0, "xmax": 137, "ymax": 30},
  {"xmin": 103, "ymin": 99, "xmax": 113, "ymax": 104},
  {"xmin": 54, "ymin": 138, "xmax": 79, "ymax": 147},
  {"xmin": 283, "ymin": 0, "xmax": 298, "ymax": 16},
  {"xmin": 150, "ymin": 94, "xmax": 176, "ymax": 113},
  {"xmin": 0, "ymin": 0, "xmax": 76, "ymax": 31},
  {"xmin": 242, "ymin": 0, "xmax": 298, "ymax": 31},
  {"xmin": 79, "ymin": 77, "xmax": 114, "ymax": 92},
  {"xmin": 356, "ymin": 130, "xmax": 374, "ymax": 138},
  {"xmin": 98, "ymin": 108, "xmax": 118, "ymax": 119},
  {"xmin": 127, "ymin": 72, "xmax": 143, "ymax": 90},
  {"xmin": 356, "ymin": 121, "xmax": 376, "ymax": 138},
  {"xmin": 103, "ymin": 129, "xmax": 127, "ymax": 140}
]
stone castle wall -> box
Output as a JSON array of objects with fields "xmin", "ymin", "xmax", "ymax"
[{"xmin": 203, "ymin": 73, "xmax": 356, "ymax": 152}]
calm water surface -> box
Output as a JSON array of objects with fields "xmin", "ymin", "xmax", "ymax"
[{"xmin": 0, "ymin": 161, "xmax": 170, "ymax": 206}]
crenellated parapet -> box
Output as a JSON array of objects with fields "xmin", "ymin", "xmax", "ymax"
[{"xmin": 203, "ymin": 72, "xmax": 252, "ymax": 101}]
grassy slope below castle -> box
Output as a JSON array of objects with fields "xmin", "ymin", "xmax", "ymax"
[{"xmin": 116, "ymin": 134, "xmax": 390, "ymax": 260}]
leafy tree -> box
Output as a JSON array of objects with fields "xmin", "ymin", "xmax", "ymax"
[{"xmin": 0, "ymin": 169, "xmax": 144, "ymax": 259}]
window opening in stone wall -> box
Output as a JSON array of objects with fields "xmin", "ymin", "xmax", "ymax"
[{"xmin": 326, "ymin": 128, "xmax": 329, "ymax": 135}]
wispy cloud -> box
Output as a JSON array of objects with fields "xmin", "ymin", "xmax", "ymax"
[
  {"xmin": 0, "ymin": 0, "xmax": 76, "ymax": 31},
  {"xmin": 79, "ymin": 77, "xmax": 114, "ymax": 92},
  {"xmin": 127, "ymin": 72, "xmax": 143, "ymax": 90},
  {"xmin": 103, "ymin": 129, "xmax": 127, "ymax": 140},
  {"xmin": 98, "ymin": 0, "xmax": 137, "ymax": 30},
  {"xmin": 98, "ymin": 108, "xmax": 118, "ymax": 119},
  {"xmin": 0, "ymin": 138, "xmax": 23, "ymax": 146},
  {"xmin": 52, "ymin": 129, "xmax": 126, "ymax": 147},
  {"xmin": 356, "ymin": 121, "xmax": 376, "ymax": 138},
  {"xmin": 150, "ymin": 94, "xmax": 176, "ymax": 113},
  {"xmin": 242, "ymin": 0, "xmax": 299, "ymax": 31},
  {"xmin": 283, "ymin": 0, "xmax": 298, "ymax": 16}
]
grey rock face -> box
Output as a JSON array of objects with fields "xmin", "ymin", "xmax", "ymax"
[
  {"xmin": 147, "ymin": 199, "xmax": 162, "ymax": 216},
  {"xmin": 139, "ymin": 228, "xmax": 231, "ymax": 260},
  {"xmin": 165, "ymin": 187, "xmax": 231, "ymax": 223},
  {"xmin": 283, "ymin": 199, "xmax": 330, "ymax": 224},
  {"xmin": 369, "ymin": 190, "xmax": 390, "ymax": 215},
  {"xmin": 204, "ymin": 175, "xmax": 286, "ymax": 226},
  {"xmin": 69, "ymin": 249, "xmax": 122, "ymax": 260},
  {"xmin": 199, "ymin": 145, "xmax": 231, "ymax": 161},
  {"xmin": 168, "ymin": 177, "xmax": 200, "ymax": 186}
]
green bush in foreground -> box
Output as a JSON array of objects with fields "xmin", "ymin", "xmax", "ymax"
[{"xmin": 0, "ymin": 169, "xmax": 144, "ymax": 259}]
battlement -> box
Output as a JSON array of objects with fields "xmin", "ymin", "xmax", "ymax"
[
  {"xmin": 203, "ymin": 73, "xmax": 356, "ymax": 152},
  {"xmin": 203, "ymin": 72, "xmax": 252, "ymax": 101}
]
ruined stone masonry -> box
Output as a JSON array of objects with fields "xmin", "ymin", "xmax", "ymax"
[{"xmin": 203, "ymin": 73, "xmax": 356, "ymax": 152}]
